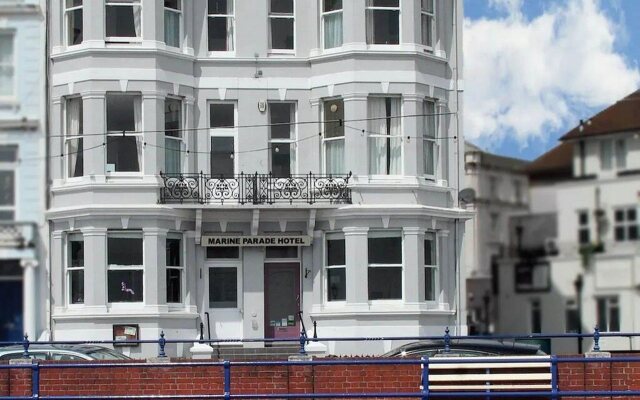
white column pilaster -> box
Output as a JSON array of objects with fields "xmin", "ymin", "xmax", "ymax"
[
  {"xmin": 82, "ymin": 227, "xmax": 108, "ymax": 310},
  {"xmin": 51, "ymin": 231, "xmax": 64, "ymax": 313},
  {"xmin": 143, "ymin": 227, "xmax": 169, "ymax": 311},
  {"xmin": 437, "ymin": 229, "xmax": 450, "ymax": 307},
  {"xmin": 343, "ymin": 95, "xmax": 368, "ymax": 177},
  {"xmin": 21, "ymin": 259, "xmax": 39, "ymax": 339},
  {"xmin": 403, "ymin": 227, "xmax": 424, "ymax": 303},
  {"xmin": 343, "ymin": 227, "xmax": 369, "ymax": 304},
  {"xmin": 403, "ymin": 95, "xmax": 422, "ymax": 177}
]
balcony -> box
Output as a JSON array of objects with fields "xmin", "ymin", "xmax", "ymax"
[{"xmin": 159, "ymin": 172, "xmax": 352, "ymax": 205}]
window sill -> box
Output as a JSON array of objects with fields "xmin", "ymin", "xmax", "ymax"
[
  {"xmin": 207, "ymin": 51, "xmax": 236, "ymax": 58},
  {"xmin": 268, "ymin": 50, "xmax": 296, "ymax": 57}
]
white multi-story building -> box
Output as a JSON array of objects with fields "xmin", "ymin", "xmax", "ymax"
[
  {"xmin": 0, "ymin": 0, "xmax": 47, "ymax": 342},
  {"xmin": 497, "ymin": 91, "xmax": 640, "ymax": 353},
  {"xmin": 47, "ymin": 0, "xmax": 470, "ymax": 357},
  {"xmin": 462, "ymin": 142, "xmax": 528, "ymax": 335}
]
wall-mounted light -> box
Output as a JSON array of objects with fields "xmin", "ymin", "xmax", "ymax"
[
  {"xmin": 258, "ymin": 101, "xmax": 267, "ymax": 113},
  {"xmin": 304, "ymin": 268, "xmax": 311, "ymax": 278}
]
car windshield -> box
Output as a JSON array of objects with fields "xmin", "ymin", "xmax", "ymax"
[{"xmin": 85, "ymin": 348, "xmax": 129, "ymax": 360}]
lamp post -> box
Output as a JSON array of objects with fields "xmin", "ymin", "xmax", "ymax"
[{"xmin": 574, "ymin": 274, "xmax": 584, "ymax": 353}]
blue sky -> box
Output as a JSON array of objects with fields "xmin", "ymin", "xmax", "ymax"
[{"xmin": 463, "ymin": 0, "xmax": 640, "ymax": 160}]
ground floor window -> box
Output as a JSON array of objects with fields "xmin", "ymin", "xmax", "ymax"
[
  {"xmin": 597, "ymin": 296, "xmax": 620, "ymax": 332},
  {"xmin": 368, "ymin": 231, "xmax": 402, "ymax": 300},
  {"xmin": 565, "ymin": 299, "xmax": 579, "ymax": 333},
  {"xmin": 325, "ymin": 233, "xmax": 345, "ymax": 302},
  {"xmin": 67, "ymin": 233, "xmax": 84, "ymax": 304},
  {"xmin": 424, "ymin": 232, "xmax": 437, "ymax": 301},
  {"xmin": 209, "ymin": 267, "xmax": 237, "ymax": 308},
  {"xmin": 166, "ymin": 234, "xmax": 182, "ymax": 303},
  {"xmin": 107, "ymin": 231, "xmax": 143, "ymax": 303}
]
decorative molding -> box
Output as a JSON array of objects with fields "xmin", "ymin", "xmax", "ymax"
[
  {"xmin": 67, "ymin": 82, "xmax": 74, "ymax": 94},
  {"xmin": 402, "ymin": 227, "xmax": 423, "ymax": 235},
  {"xmin": 278, "ymin": 88, "xmax": 287, "ymax": 101},
  {"xmin": 437, "ymin": 230, "xmax": 450, "ymax": 238},
  {"xmin": 119, "ymin": 79, "xmax": 128, "ymax": 92},
  {"xmin": 219, "ymin": 220, "xmax": 227, "ymax": 233},
  {"xmin": 381, "ymin": 81, "xmax": 390, "ymax": 94},
  {"xmin": 20, "ymin": 259, "xmax": 39, "ymax": 269},
  {"xmin": 307, "ymin": 210, "xmax": 317, "ymax": 237},
  {"xmin": 251, "ymin": 210, "xmax": 260, "ymax": 236},
  {"xmin": 381, "ymin": 215, "xmax": 390, "ymax": 229},
  {"xmin": 327, "ymin": 84, "xmax": 334, "ymax": 97},
  {"xmin": 121, "ymin": 217, "xmax": 129, "ymax": 230},
  {"xmin": 173, "ymin": 82, "xmax": 180, "ymax": 95},
  {"xmin": 278, "ymin": 219, "xmax": 287, "ymax": 233},
  {"xmin": 68, "ymin": 218, "xmax": 75, "ymax": 231},
  {"xmin": 328, "ymin": 218, "xmax": 335, "ymax": 231},
  {"xmin": 342, "ymin": 226, "xmax": 369, "ymax": 235},
  {"xmin": 195, "ymin": 210, "xmax": 202, "ymax": 245},
  {"xmin": 175, "ymin": 219, "xmax": 182, "ymax": 231},
  {"xmin": 218, "ymin": 87, "xmax": 227, "ymax": 100}
]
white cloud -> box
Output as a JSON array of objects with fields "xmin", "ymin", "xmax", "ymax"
[{"xmin": 464, "ymin": 0, "xmax": 640, "ymax": 146}]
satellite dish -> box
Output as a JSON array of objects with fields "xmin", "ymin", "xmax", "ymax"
[{"xmin": 459, "ymin": 188, "xmax": 476, "ymax": 204}]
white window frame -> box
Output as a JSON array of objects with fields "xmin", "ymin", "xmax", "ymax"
[
  {"xmin": 424, "ymin": 232, "xmax": 438, "ymax": 302},
  {"xmin": 64, "ymin": 96, "xmax": 83, "ymax": 179},
  {"xmin": 321, "ymin": 0, "xmax": 343, "ymax": 50},
  {"xmin": 600, "ymin": 138, "xmax": 613, "ymax": 171},
  {"xmin": 206, "ymin": 247, "xmax": 242, "ymax": 310},
  {"xmin": 64, "ymin": 0, "xmax": 83, "ymax": 47},
  {"xmin": 367, "ymin": 230, "xmax": 404, "ymax": 302},
  {"xmin": 65, "ymin": 232, "xmax": 84, "ymax": 306},
  {"xmin": 166, "ymin": 232, "xmax": 184, "ymax": 305},
  {"xmin": 164, "ymin": 0, "xmax": 182, "ymax": 48},
  {"xmin": 578, "ymin": 209, "xmax": 590, "ymax": 245},
  {"xmin": 420, "ymin": 0, "xmax": 435, "ymax": 51},
  {"xmin": 565, "ymin": 299, "xmax": 579, "ymax": 333},
  {"xmin": 207, "ymin": 0, "xmax": 235, "ymax": 53},
  {"xmin": 365, "ymin": 0, "xmax": 401, "ymax": 47},
  {"xmin": 367, "ymin": 96, "xmax": 403, "ymax": 177},
  {"xmin": 269, "ymin": 0, "xmax": 295, "ymax": 54},
  {"xmin": 268, "ymin": 101, "xmax": 297, "ymax": 176},
  {"xmin": 322, "ymin": 98, "xmax": 345, "ymax": 175},
  {"xmin": 107, "ymin": 231, "xmax": 144, "ymax": 305},
  {"xmin": 105, "ymin": 92, "xmax": 143, "ymax": 175},
  {"xmin": 208, "ymin": 101, "xmax": 238, "ymax": 177},
  {"xmin": 324, "ymin": 232, "xmax": 346, "ymax": 303},
  {"xmin": 0, "ymin": 31, "xmax": 15, "ymax": 100},
  {"xmin": 164, "ymin": 96, "xmax": 184, "ymax": 175},
  {"xmin": 105, "ymin": 0, "xmax": 142, "ymax": 43},
  {"xmin": 423, "ymin": 99, "xmax": 438, "ymax": 179},
  {"xmin": 597, "ymin": 296, "xmax": 620, "ymax": 332},
  {"xmin": 0, "ymin": 144, "xmax": 17, "ymax": 221},
  {"xmin": 613, "ymin": 206, "xmax": 638, "ymax": 242}
]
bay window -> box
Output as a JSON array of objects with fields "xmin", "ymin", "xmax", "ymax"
[
  {"xmin": 368, "ymin": 232, "xmax": 402, "ymax": 300},
  {"xmin": 322, "ymin": 0, "xmax": 342, "ymax": 49},
  {"xmin": 421, "ymin": 0, "xmax": 435, "ymax": 49},
  {"xmin": 67, "ymin": 233, "xmax": 84, "ymax": 304},
  {"xmin": 164, "ymin": 97, "xmax": 183, "ymax": 174},
  {"xmin": 0, "ymin": 145, "xmax": 17, "ymax": 220},
  {"xmin": 65, "ymin": 96, "xmax": 83, "ymax": 178},
  {"xmin": 597, "ymin": 296, "xmax": 620, "ymax": 332},
  {"xmin": 106, "ymin": 93, "xmax": 142, "ymax": 173},
  {"xmin": 105, "ymin": 0, "xmax": 141, "ymax": 41},
  {"xmin": 0, "ymin": 33, "xmax": 14, "ymax": 97},
  {"xmin": 270, "ymin": 0, "xmax": 295, "ymax": 51},
  {"xmin": 208, "ymin": 0, "xmax": 234, "ymax": 51},
  {"xmin": 366, "ymin": 0, "xmax": 400, "ymax": 45},
  {"xmin": 166, "ymin": 235, "xmax": 182, "ymax": 303},
  {"xmin": 269, "ymin": 102, "xmax": 296, "ymax": 177},
  {"xmin": 424, "ymin": 233, "xmax": 438, "ymax": 301},
  {"xmin": 423, "ymin": 99, "xmax": 437, "ymax": 177},
  {"xmin": 209, "ymin": 102, "xmax": 236, "ymax": 177},
  {"xmin": 164, "ymin": 0, "xmax": 181, "ymax": 48},
  {"xmin": 323, "ymin": 98, "xmax": 345, "ymax": 175},
  {"xmin": 65, "ymin": 0, "xmax": 83, "ymax": 46},
  {"xmin": 325, "ymin": 233, "xmax": 346, "ymax": 302},
  {"xmin": 368, "ymin": 97, "xmax": 401, "ymax": 175},
  {"xmin": 107, "ymin": 231, "xmax": 143, "ymax": 303}
]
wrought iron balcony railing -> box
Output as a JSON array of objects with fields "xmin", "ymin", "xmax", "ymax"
[{"xmin": 159, "ymin": 172, "xmax": 352, "ymax": 205}]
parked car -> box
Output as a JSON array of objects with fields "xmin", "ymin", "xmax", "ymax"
[
  {"xmin": 0, "ymin": 344, "xmax": 131, "ymax": 361},
  {"xmin": 382, "ymin": 339, "xmax": 547, "ymax": 358}
]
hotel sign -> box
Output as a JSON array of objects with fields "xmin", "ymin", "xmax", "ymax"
[{"xmin": 202, "ymin": 235, "xmax": 312, "ymax": 247}]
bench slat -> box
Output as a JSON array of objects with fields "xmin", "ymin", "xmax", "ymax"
[
  {"xmin": 429, "ymin": 373, "xmax": 552, "ymax": 382},
  {"xmin": 429, "ymin": 384, "xmax": 552, "ymax": 391},
  {"xmin": 428, "ymin": 362, "xmax": 550, "ymax": 370}
]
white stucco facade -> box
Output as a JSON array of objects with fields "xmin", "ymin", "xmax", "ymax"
[{"xmin": 47, "ymin": 0, "xmax": 470, "ymax": 357}]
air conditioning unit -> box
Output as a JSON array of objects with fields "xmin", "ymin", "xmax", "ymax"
[{"xmin": 544, "ymin": 238, "xmax": 559, "ymax": 256}]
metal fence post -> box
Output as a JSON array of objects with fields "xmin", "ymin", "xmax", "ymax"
[
  {"xmin": 550, "ymin": 355, "xmax": 558, "ymax": 400},
  {"xmin": 223, "ymin": 360, "xmax": 231, "ymax": 400},
  {"xmin": 158, "ymin": 331, "xmax": 167, "ymax": 358},
  {"xmin": 32, "ymin": 363, "xmax": 40, "ymax": 399},
  {"xmin": 299, "ymin": 330, "xmax": 307, "ymax": 355},
  {"xmin": 593, "ymin": 326, "xmax": 600, "ymax": 352},
  {"xmin": 420, "ymin": 356, "xmax": 429, "ymax": 400},
  {"xmin": 444, "ymin": 327, "xmax": 451, "ymax": 354},
  {"xmin": 22, "ymin": 334, "xmax": 29, "ymax": 358}
]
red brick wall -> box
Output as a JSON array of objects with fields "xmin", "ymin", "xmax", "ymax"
[{"xmin": 2, "ymin": 355, "xmax": 639, "ymax": 399}]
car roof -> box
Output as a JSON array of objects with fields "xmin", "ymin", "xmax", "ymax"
[
  {"xmin": 0, "ymin": 344, "xmax": 114, "ymax": 353},
  {"xmin": 383, "ymin": 339, "xmax": 543, "ymax": 356}
]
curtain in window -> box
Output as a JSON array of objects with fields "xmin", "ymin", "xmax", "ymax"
[
  {"xmin": 324, "ymin": 12, "xmax": 342, "ymax": 48},
  {"xmin": 365, "ymin": 8, "xmax": 374, "ymax": 44},
  {"xmin": 388, "ymin": 99, "xmax": 401, "ymax": 174},
  {"xmin": 67, "ymin": 99, "xmax": 83, "ymax": 177},
  {"xmin": 164, "ymin": 10, "xmax": 180, "ymax": 47},
  {"xmin": 133, "ymin": 4, "xmax": 142, "ymax": 37},
  {"xmin": 368, "ymin": 98, "xmax": 387, "ymax": 174},
  {"xmin": 0, "ymin": 36, "xmax": 13, "ymax": 96},
  {"xmin": 133, "ymin": 98, "xmax": 142, "ymax": 171},
  {"xmin": 165, "ymin": 138, "xmax": 181, "ymax": 174},
  {"xmin": 326, "ymin": 140, "xmax": 344, "ymax": 175}
]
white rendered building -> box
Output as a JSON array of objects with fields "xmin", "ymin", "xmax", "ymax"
[
  {"xmin": 47, "ymin": 0, "xmax": 470, "ymax": 357},
  {"xmin": 496, "ymin": 91, "xmax": 640, "ymax": 353}
]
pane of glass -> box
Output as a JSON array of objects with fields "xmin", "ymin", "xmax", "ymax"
[
  {"xmin": 600, "ymin": 140, "xmax": 613, "ymax": 170},
  {"xmin": 327, "ymin": 268, "xmax": 345, "ymax": 301},
  {"xmin": 610, "ymin": 304, "xmax": 620, "ymax": 332},
  {"xmin": 108, "ymin": 270, "xmax": 143, "ymax": 302},
  {"xmin": 615, "ymin": 226, "xmax": 625, "ymax": 241},
  {"xmin": 165, "ymin": 137, "xmax": 181, "ymax": 174},
  {"xmin": 424, "ymin": 238, "xmax": 435, "ymax": 265},
  {"xmin": 209, "ymin": 267, "xmax": 237, "ymax": 308},
  {"xmin": 209, "ymin": 103, "xmax": 234, "ymax": 127},
  {"xmin": 271, "ymin": 0, "xmax": 293, "ymax": 14},
  {"xmin": 421, "ymin": 14, "xmax": 432, "ymax": 46},
  {"xmin": 69, "ymin": 239, "xmax": 84, "ymax": 267},
  {"xmin": 107, "ymin": 237, "xmax": 143, "ymax": 265},
  {"xmin": 165, "ymin": 98, "xmax": 181, "ymax": 137},
  {"xmin": 271, "ymin": 143, "xmax": 291, "ymax": 177},
  {"xmin": 327, "ymin": 239, "xmax": 345, "ymax": 266},
  {"xmin": 423, "ymin": 140, "xmax": 434, "ymax": 175},
  {"xmin": 265, "ymin": 246, "xmax": 298, "ymax": 258},
  {"xmin": 425, "ymin": 267, "xmax": 435, "ymax": 301},
  {"xmin": 323, "ymin": 0, "xmax": 342, "ymax": 12},
  {"xmin": 210, "ymin": 137, "xmax": 234, "ymax": 177},
  {"xmin": 106, "ymin": 95, "xmax": 136, "ymax": 132},
  {"xmin": 579, "ymin": 228, "xmax": 590, "ymax": 245},
  {"xmin": 207, "ymin": 246, "xmax": 240, "ymax": 259},
  {"xmin": 615, "ymin": 139, "xmax": 626, "ymax": 169},
  {"xmin": 565, "ymin": 307, "xmax": 579, "ymax": 333},
  {"xmin": 615, "ymin": 209, "xmax": 624, "ymax": 222},
  {"xmin": 368, "ymin": 236, "xmax": 401, "ymax": 264},
  {"xmin": 166, "ymin": 238, "xmax": 181, "ymax": 266},
  {"xmin": 66, "ymin": 0, "xmax": 83, "ymax": 7},
  {"xmin": 271, "ymin": 18, "xmax": 294, "ymax": 50},
  {"xmin": 68, "ymin": 8, "xmax": 83, "ymax": 45},
  {"xmin": 424, "ymin": 101, "xmax": 436, "ymax": 138},
  {"xmin": 107, "ymin": 136, "xmax": 140, "ymax": 172},
  {"xmin": 70, "ymin": 269, "xmax": 84, "ymax": 304},
  {"xmin": 166, "ymin": 268, "xmax": 181, "ymax": 303},
  {"xmin": 209, "ymin": 0, "xmax": 231, "ymax": 14},
  {"xmin": 0, "ymin": 210, "xmax": 14, "ymax": 220},
  {"xmin": 324, "ymin": 12, "xmax": 342, "ymax": 49},
  {"xmin": 368, "ymin": 267, "xmax": 401, "ymax": 300},
  {"xmin": 579, "ymin": 211, "xmax": 588, "ymax": 225},
  {"xmin": 367, "ymin": 9, "xmax": 399, "ymax": 45},
  {"xmin": 325, "ymin": 139, "xmax": 344, "ymax": 175},
  {"xmin": 627, "ymin": 208, "xmax": 636, "ymax": 221},
  {"xmin": 421, "ymin": 0, "xmax": 433, "ymax": 12},
  {"xmin": 0, "ymin": 171, "xmax": 15, "ymax": 206},
  {"xmin": 164, "ymin": 9, "xmax": 180, "ymax": 47},
  {"xmin": 269, "ymin": 103, "xmax": 293, "ymax": 139},
  {"xmin": 208, "ymin": 16, "xmax": 233, "ymax": 51},
  {"xmin": 165, "ymin": 0, "xmax": 179, "ymax": 10},
  {"xmin": 629, "ymin": 226, "xmax": 638, "ymax": 241},
  {"xmin": 324, "ymin": 99, "xmax": 344, "ymax": 138},
  {"xmin": 0, "ymin": 260, "xmax": 22, "ymax": 276},
  {"xmin": 0, "ymin": 145, "xmax": 17, "ymax": 162},
  {"xmin": 369, "ymin": 0, "xmax": 399, "ymax": 6},
  {"xmin": 0, "ymin": 35, "xmax": 13, "ymax": 64},
  {"xmin": 597, "ymin": 299, "xmax": 607, "ymax": 330},
  {"xmin": 105, "ymin": 5, "xmax": 138, "ymax": 38}
]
